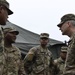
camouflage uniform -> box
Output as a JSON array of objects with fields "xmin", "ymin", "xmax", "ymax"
[
  {"xmin": 0, "ymin": 26, "xmax": 5, "ymax": 75},
  {"xmin": 63, "ymin": 33, "xmax": 75, "ymax": 75},
  {"xmin": 3, "ymin": 44, "xmax": 25, "ymax": 75},
  {"xmin": 24, "ymin": 45, "xmax": 54, "ymax": 75},
  {"xmin": 2, "ymin": 27, "xmax": 25, "ymax": 75},
  {"xmin": 24, "ymin": 33, "xmax": 55, "ymax": 75},
  {"xmin": 54, "ymin": 46, "xmax": 67, "ymax": 75},
  {"xmin": 57, "ymin": 14, "xmax": 75, "ymax": 75},
  {"xmin": 0, "ymin": 0, "xmax": 13, "ymax": 74}
]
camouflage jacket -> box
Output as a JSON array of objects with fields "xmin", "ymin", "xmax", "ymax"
[
  {"xmin": 0, "ymin": 26, "xmax": 5, "ymax": 75},
  {"xmin": 63, "ymin": 33, "xmax": 75, "ymax": 75},
  {"xmin": 24, "ymin": 45, "xmax": 56, "ymax": 75},
  {"xmin": 3, "ymin": 45, "xmax": 25, "ymax": 75},
  {"xmin": 54, "ymin": 57, "xmax": 65, "ymax": 75}
]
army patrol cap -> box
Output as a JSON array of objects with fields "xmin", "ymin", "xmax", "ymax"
[
  {"xmin": 57, "ymin": 14, "xmax": 75, "ymax": 27},
  {"xmin": 0, "ymin": 0, "xmax": 13, "ymax": 15},
  {"xmin": 4, "ymin": 27, "xmax": 19, "ymax": 35},
  {"xmin": 40, "ymin": 33, "xmax": 49, "ymax": 39},
  {"xmin": 61, "ymin": 46, "xmax": 67, "ymax": 52}
]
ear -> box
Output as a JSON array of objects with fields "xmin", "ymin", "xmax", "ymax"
[{"xmin": 67, "ymin": 21, "xmax": 71, "ymax": 27}]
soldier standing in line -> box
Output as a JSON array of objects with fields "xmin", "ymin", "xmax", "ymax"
[
  {"xmin": 54, "ymin": 46, "xmax": 67, "ymax": 75},
  {"xmin": 3, "ymin": 27, "xmax": 25, "ymax": 75},
  {"xmin": 24, "ymin": 33, "xmax": 56, "ymax": 75},
  {"xmin": 57, "ymin": 13, "xmax": 75, "ymax": 75},
  {"xmin": 0, "ymin": 0, "xmax": 13, "ymax": 74}
]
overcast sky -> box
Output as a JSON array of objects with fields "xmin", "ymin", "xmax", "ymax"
[{"xmin": 7, "ymin": 0, "xmax": 75, "ymax": 42}]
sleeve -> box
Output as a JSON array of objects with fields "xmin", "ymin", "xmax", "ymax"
[
  {"xmin": 49, "ymin": 51, "xmax": 60, "ymax": 75},
  {"xmin": 24, "ymin": 47, "xmax": 36, "ymax": 62},
  {"xmin": 49, "ymin": 51, "xmax": 54, "ymax": 67},
  {"xmin": 53, "ymin": 60, "xmax": 60, "ymax": 75},
  {"xmin": 0, "ymin": 26, "xmax": 5, "ymax": 74},
  {"xmin": 24, "ymin": 47, "xmax": 36, "ymax": 74},
  {"xmin": 18, "ymin": 60, "xmax": 26, "ymax": 75}
]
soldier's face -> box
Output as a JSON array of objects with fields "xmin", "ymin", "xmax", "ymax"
[
  {"xmin": 60, "ymin": 52, "xmax": 67, "ymax": 60},
  {"xmin": 40, "ymin": 38, "xmax": 49, "ymax": 46},
  {"xmin": 59, "ymin": 21, "xmax": 70, "ymax": 35},
  {"xmin": 4, "ymin": 32, "xmax": 17, "ymax": 43},
  {"xmin": 0, "ymin": 6, "xmax": 8, "ymax": 25}
]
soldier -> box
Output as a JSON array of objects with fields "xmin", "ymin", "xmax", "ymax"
[
  {"xmin": 0, "ymin": 0, "xmax": 13, "ymax": 75},
  {"xmin": 3, "ymin": 27, "xmax": 25, "ymax": 75},
  {"xmin": 54, "ymin": 46, "xmax": 67, "ymax": 75},
  {"xmin": 24, "ymin": 33, "xmax": 55, "ymax": 75},
  {"xmin": 57, "ymin": 13, "xmax": 75, "ymax": 75}
]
